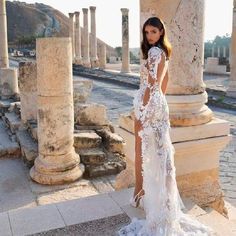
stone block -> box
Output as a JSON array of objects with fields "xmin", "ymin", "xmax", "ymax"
[
  {"xmin": 75, "ymin": 103, "xmax": 109, "ymax": 126},
  {"xmin": 18, "ymin": 61, "xmax": 38, "ymax": 123},
  {"xmin": 16, "ymin": 129, "xmax": 38, "ymax": 167},
  {"xmin": 0, "ymin": 120, "xmax": 20, "ymax": 159},
  {"xmin": 73, "ymin": 79, "xmax": 93, "ymax": 104},
  {"xmin": 3, "ymin": 112, "xmax": 21, "ymax": 134},
  {"xmin": 97, "ymin": 129, "xmax": 126, "ymax": 154},
  {"xmin": 8, "ymin": 101, "xmax": 21, "ymax": 113},
  {"xmin": 74, "ymin": 130, "xmax": 102, "ymax": 149},
  {"xmin": 26, "ymin": 119, "xmax": 38, "ymax": 141},
  {"xmin": 78, "ymin": 148, "xmax": 106, "ymax": 165},
  {"xmin": 89, "ymin": 163, "xmax": 125, "ymax": 178},
  {"xmin": 0, "ymin": 68, "xmax": 18, "ymax": 99}
]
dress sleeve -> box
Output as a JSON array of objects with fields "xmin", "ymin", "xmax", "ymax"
[
  {"xmin": 137, "ymin": 47, "xmax": 165, "ymax": 125},
  {"xmin": 147, "ymin": 46, "xmax": 163, "ymax": 83}
]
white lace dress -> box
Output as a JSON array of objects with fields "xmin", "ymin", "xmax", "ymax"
[{"xmin": 118, "ymin": 46, "xmax": 217, "ymax": 236}]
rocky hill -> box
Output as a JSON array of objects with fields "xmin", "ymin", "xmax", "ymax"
[
  {"xmin": 6, "ymin": 1, "xmax": 117, "ymax": 56},
  {"xmin": 6, "ymin": 1, "xmax": 68, "ymax": 41}
]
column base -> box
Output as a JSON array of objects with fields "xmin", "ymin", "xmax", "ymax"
[
  {"xmin": 30, "ymin": 151, "xmax": 85, "ymax": 185},
  {"xmin": 167, "ymin": 92, "xmax": 213, "ymax": 126},
  {"xmin": 99, "ymin": 63, "xmax": 106, "ymax": 70},
  {"xmin": 82, "ymin": 58, "xmax": 91, "ymax": 68},
  {"xmin": 120, "ymin": 69, "xmax": 131, "ymax": 74},
  {"xmin": 0, "ymin": 67, "xmax": 18, "ymax": 99},
  {"xmin": 30, "ymin": 162, "xmax": 85, "ymax": 185},
  {"xmin": 226, "ymin": 81, "xmax": 236, "ymax": 98},
  {"xmin": 90, "ymin": 58, "xmax": 100, "ymax": 68},
  {"xmin": 74, "ymin": 57, "xmax": 83, "ymax": 65}
]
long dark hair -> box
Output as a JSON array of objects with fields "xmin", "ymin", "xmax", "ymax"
[{"xmin": 141, "ymin": 17, "xmax": 172, "ymax": 60}]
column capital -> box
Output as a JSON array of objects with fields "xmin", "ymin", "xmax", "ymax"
[
  {"xmin": 121, "ymin": 8, "xmax": 129, "ymax": 15},
  {"xmin": 74, "ymin": 11, "xmax": 80, "ymax": 17},
  {"xmin": 68, "ymin": 12, "xmax": 74, "ymax": 18},
  {"xmin": 89, "ymin": 6, "xmax": 96, "ymax": 11},
  {"xmin": 82, "ymin": 8, "xmax": 88, "ymax": 13}
]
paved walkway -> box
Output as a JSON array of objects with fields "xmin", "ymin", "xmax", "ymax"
[{"xmin": 1, "ymin": 187, "xmax": 235, "ymax": 236}]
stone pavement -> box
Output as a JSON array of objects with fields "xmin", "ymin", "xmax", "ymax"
[
  {"xmin": 0, "ymin": 156, "xmax": 119, "ymax": 214},
  {"xmin": 1, "ymin": 187, "xmax": 235, "ymax": 236}
]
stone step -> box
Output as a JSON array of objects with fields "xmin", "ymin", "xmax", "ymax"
[
  {"xmin": 0, "ymin": 99, "xmax": 12, "ymax": 117},
  {"xmin": 96, "ymin": 129, "xmax": 126, "ymax": 154},
  {"xmin": 9, "ymin": 101, "xmax": 21, "ymax": 117},
  {"xmin": 74, "ymin": 130, "xmax": 102, "ymax": 149},
  {"xmin": 85, "ymin": 161, "xmax": 125, "ymax": 178},
  {"xmin": 196, "ymin": 206, "xmax": 236, "ymax": 235},
  {"xmin": 26, "ymin": 119, "xmax": 38, "ymax": 141},
  {"xmin": 78, "ymin": 148, "xmax": 106, "ymax": 165},
  {"xmin": 16, "ymin": 129, "xmax": 38, "ymax": 167},
  {"xmin": 3, "ymin": 112, "xmax": 21, "ymax": 134},
  {"xmin": 0, "ymin": 120, "xmax": 20, "ymax": 159}
]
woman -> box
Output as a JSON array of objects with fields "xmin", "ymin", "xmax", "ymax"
[{"xmin": 118, "ymin": 17, "xmax": 216, "ymax": 235}]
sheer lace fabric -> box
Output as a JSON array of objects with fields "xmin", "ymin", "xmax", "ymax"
[{"xmin": 118, "ymin": 47, "xmax": 216, "ymax": 236}]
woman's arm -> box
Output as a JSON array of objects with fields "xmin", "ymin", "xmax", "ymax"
[
  {"xmin": 161, "ymin": 69, "xmax": 169, "ymax": 95},
  {"xmin": 142, "ymin": 53, "xmax": 166, "ymax": 106}
]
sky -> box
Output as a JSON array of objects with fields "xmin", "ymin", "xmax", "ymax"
[{"xmin": 10, "ymin": 0, "xmax": 233, "ymax": 48}]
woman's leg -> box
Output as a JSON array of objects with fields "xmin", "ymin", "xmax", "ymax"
[{"xmin": 134, "ymin": 117, "xmax": 144, "ymax": 197}]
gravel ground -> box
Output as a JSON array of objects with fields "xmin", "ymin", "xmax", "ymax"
[{"xmin": 30, "ymin": 213, "xmax": 131, "ymax": 236}]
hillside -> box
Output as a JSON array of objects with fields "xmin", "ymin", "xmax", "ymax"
[{"xmin": 6, "ymin": 1, "xmax": 117, "ymax": 56}]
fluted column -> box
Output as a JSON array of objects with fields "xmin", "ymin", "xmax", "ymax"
[
  {"xmin": 68, "ymin": 13, "xmax": 75, "ymax": 61},
  {"xmin": 99, "ymin": 44, "xmax": 106, "ymax": 69},
  {"xmin": 30, "ymin": 38, "xmax": 84, "ymax": 185},
  {"xmin": 227, "ymin": 0, "xmax": 236, "ymax": 98},
  {"xmin": 82, "ymin": 8, "xmax": 91, "ymax": 67},
  {"xmin": 74, "ymin": 11, "xmax": 82, "ymax": 65},
  {"xmin": 0, "ymin": 0, "xmax": 8, "ymax": 68},
  {"xmin": 121, "ymin": 8, "xmax": 130, "ymax": 73},
  {"xmin": 90, "ymin": 6, "xmax": 99, "ymax": 67}
]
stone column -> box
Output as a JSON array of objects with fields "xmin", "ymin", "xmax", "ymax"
[
  {"xmin": 18, "ymin": 62, "xmax": 37, "ymax": 123},
  {"xmin": 121, "ymin": 8, "xmax": 130, "ymax": 73},
  {"xmin": 68, "ymin": 13, "xmax": 75, "ymax": 61},
  {"xmin": 140, "ymin": 0, "xmax": 213, "ymax": 126},
  {"xmin": 82, "ymin": 8, "xmax": 91, "ymax": 67},
  {"xmin": 30, "ymin": 38, "xmax": 84, "ymax": 185},
  {"xmin": 223, "ymin": 46, "xmax": 226, "ymax": 58},
  {"xmin": 90, "ymin": 6, "xmax": 99, "ymax": 67},
  {"xmin": 217, "ymin": 46, "xmax": 221, "ymax": 58},
  {"xmin": 74, "ymin": 11, "xmax": 82, "ymax": 65},
  {"xmin": 227, "ymin": 0, "xmax": 236, "ymax": 98},
  {"xmin": 99, "ymin": 44, "xmax": 106, "ymax": 69},
  {"xmin": 0, "ymin": 0, "xmax": 8, "ymax": 68},
  {"xmin": 211, "ymin": 46, "xmax": 215, "ymax": 57},
  {"xmin": 0, "ymin": 0, "xmax": 18, "ymax": 99}
]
